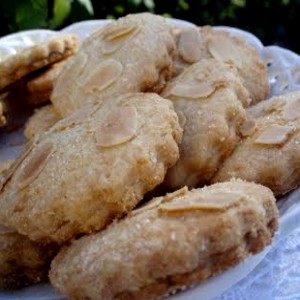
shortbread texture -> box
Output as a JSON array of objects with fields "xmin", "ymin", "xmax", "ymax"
[
  {"xmin": 0, "ymin": 34, "xmax": 77, "ymax": 91},
  {"xmin": 0, "ymin": 93, "xmax": 182, "ymax": 243},
  {"xmin": 161, "ymin": 58, "xmax": 249, "ymax": 189},
  {"xmin": 51, "ymin": 13, "xmax": 176, "ymax": 117},
  {"xmin": 214, "ymin": 90, "xmax": 300, "ymax": 195},
  {"xmin": 49, "ymin": 180, "xmax": 278, "ymax": 300}
]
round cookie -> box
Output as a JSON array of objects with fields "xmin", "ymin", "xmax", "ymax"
[
  {"xmin": 161, "ymin": 58, "xmax": 249, "ymax": 189},
  {"xmin": 24, "ymin": 104, "xmax": 61, "ymax": 140},
  {"xmin": 213, "ymin": 90, "xmax": 300, "ymax": 195},
  {"xmin": 0, "ymin": 33, "xmax": 78, "ymax": 91},
  {"xmin": 174, "ymin": 26, "xmax": 269, "ymax": 104},
  {"xmin": 51, "ymin": 13, "xmax": 176, "ymax": 117},
  {"xmin": 0, "ymin": 224, "xmax": 58, "ymax": 289},
  {"xmin": 49, "ymin": 180, "xmax": 278, "ymax": 300},
  {"xmin": 0, "ymin": 93, "xmax": 182, "ymax": 243}
]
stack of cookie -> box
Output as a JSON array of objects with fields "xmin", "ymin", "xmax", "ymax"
[{"xmin": 1, "ymin": 12, "xmax": 293, "ymax": 300}]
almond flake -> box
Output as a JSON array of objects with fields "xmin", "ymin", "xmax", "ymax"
[
  {"xmin": 207, "ymin": 37, "xmax": 242, "ymax": 66},
  {"xmin": 167, "ymin": 82, "xmax": 216, "ymax": 99},
  {"xmin": 84, "ymin": 59, "xmax": 123, "ymax": 94},
  {"xmin": 18, "ymin": 141, "xmax": 55, "ymax": 189},
  {"xmin": 240, "ymin": 119, "xmax": 257, "ymax": 137},
  {"xmin": 95, "ymin": 106, "xmax": 138, "ymax": 148},
  {"xmin": 53, "ymin": 53, "xmax": 87, "ymax": 98},
  {"xmin": 178, "ymin": 28, "xmax": 202, "ymax": 63},
  {"xmin": 101, "ymin": 23, "xmax": 140, "ymax": 54},
  {"xmin": 130, "ymin": 197, "xmax": 163, "ymax": 216},
  {"xmin": 0, "ymin": 139, "xmax": 35, "ymax": 192},
  {"xmin": 255, "ymin": 124, "xmax": 294, "ymax": 146},
  {"xmin": 159, "ymin": 191, "xmax": 242, "ymax": 215},
  {"xmin": 282, "ymin": 99, "xmax": 300, "ymax": 121},
  {"xmin": 53, "ymin": 105, "xmax": 98, "ymax": 131}
]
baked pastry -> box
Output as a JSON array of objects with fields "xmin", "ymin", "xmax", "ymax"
[
  {"xmin": 0, "ymin": 224, "xmax": 58, "ymax": 289},
  {"xmin": 161, "ymin": 58, "xmax": 249, "ymax": 189},
  {"xmin": 0, "ymin": 93, "xmax": 182, "ymax": 243},
  {"xmin": 174, "ymin": 26, "xmax": 269, "ymax": 104},
  {"xmin": 24, "ymin": 104, "xmax": 61, "ymax": 140},
  {"xmin": 51, "ymin": 13, "xmax": 176, "ymax": 117},
  {"xmin": 213, "ymin": 90, "xmax": 300, "ymax": 195},
  {"xmin": 49, "ymin": 179, "xmax": 278, "ymax": 300},
  {"xmin": 0, "ymin": 34, "xmax": 77, "ymax": 91}
]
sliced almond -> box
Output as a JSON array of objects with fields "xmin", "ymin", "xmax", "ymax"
[
  {"xmin": 53, "ymin": 52, "xmax": 87, "ymax": 98},
  {"xmin": 178, "ymin": 28, "xmax": 202, "ymax": 63},
  {"xmin": 159, "ymin": 191, "xmax": 243, "ymax": 215},
  {"xmin": 131, "ymin": 187, "xmax": 189, "ymax": 216},
  {"xmin": 282, "ymin": 99, "xmax": 300, "ymax": 121},
  {"xmin": 166, "ymin": 82, "xmax": 216, "ymax": 99},
  {"xmin": 95, "ymin": 106, "xmax": 138, "ymax": 148},
  {"xmin": 18, "ymin": 141, "xmax": 55, "ymax": 189},
  {"xmin": 83, "ymin": 59, "xmax": 123, "ymax": 94},
  {"xmin": 255, "ymin": 124, "xmax": 294, "ymax": 146},
  {"xmin": 101, "ymin": 23, "xmax": 140, "ymax": 54},
  {"xmin": 0, "ymin": 139, "xmax": 35, "ymax": 192},
  {"xmin": 207, "ymin": 36, "xmax": 242, "ymax": 67},
  {"xmin": 53, "ymin": 104, "xmax": 98, "ymax": 131},
  {"xmin": 240, "ymin": 119, "xmax": 257, "ymax": 137},
  {"xmin": 130, "ymin": 197, "xmax": 163, "ymax": 216}
]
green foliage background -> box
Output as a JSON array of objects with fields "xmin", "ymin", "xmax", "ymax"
[{"xmin": 1, "ymin": 0, "xmax": 300, "ymax": 53}]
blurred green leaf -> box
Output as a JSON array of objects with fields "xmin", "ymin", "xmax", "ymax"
[
  {"xmin": 77, "ymin": 0, "xmax": 94, "ymax": 15},
  {"xmin": 14, "ymin": 0, "xmax": 48, "ymax": 30},
  {"xmin": 49, "ymin": 0, "xmax": 71, "ymax": 29},
  {"xmin": 143, "ymin": 0, "xmax": 155, "ymax": 10}
]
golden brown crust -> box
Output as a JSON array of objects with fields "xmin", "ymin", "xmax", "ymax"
[
  {"xmin": 51, "ymin": 13, "xmax": 176, "ymax": 117},
  {"xmin": 173, "ymin": 26, "xmax": 269, "ymax": 105},
  {"xmin": 49, "ymin": 180, "xmax": 278, "ymax": 300},
  {"xmin": 0, "ymin": 93, "xmax": 182, "ymax": 243},
  {"xmin": 161, "ymin": 59, "xmax": 249, "ymax": 189},
  {"xmin": 213, "ymin": 90, "xmax": 300, "ymax": 195},
  {"xmin": 198, "ymin": 26, "xmax": 270, "ymax": 104},
  {"xmin": 0, "ymin": 34, "xmax": 78, "ymax": 91}
]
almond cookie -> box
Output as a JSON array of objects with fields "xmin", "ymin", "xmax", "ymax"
[
  {"xmin": 174, "ymin": 26, "xmax": 269, "ymax": 104},
  {"xmin": 49, "ymin": 180, "xmax": 278, "ymax": 300},
  {"xmin": 0, "ymin": 93, "xmax": 182, "ymax": 243},
  {"xmin": 24, "ymin": 104, "xmax": 61, "ymax": 140},
  {"xmin": 0, "ymin": 224, "xmax": 58, "ymax": 289},
  {"xmin": 161, "ymin": 58, "xmax": 249, "ymax": 189},
  {"xmin": 23, "ymin": 58, "xmax": 70, "ymax": 105},
  {"xmin": 51, "ymin": 13, "xmax": 176, "ymax": 117},
  {"xmin": 0, "ymin": 33, "xmax": 78, "ymax": 91},
  {"xmin": 213, "ymin": 90, "xmax": 300, "ymax": 195}
]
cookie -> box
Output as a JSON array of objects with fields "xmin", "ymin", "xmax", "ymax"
[
  {"xmin": 161, "ymin": 58, "xmax": 249, "ymax": 189},
  {"xmin": 174, "ymin": 26, "xmax": 269, "ymax": 104},
  {"xmin": 0, "ymin": 93, "xmax": 182, "ymax": 243},
  {"xmin": 213, "ymin": 90, "xmax": 300, "ymax": 195},
  {"xmin": 24, "ymin": 104, "xmax": 61, "ymax": 140},
  {"xmin": 0, "ymin": 224, "xmax": 58, "ymax": 289},
  {"xmin": 23, "ymin": 58, "xmax": 70, "ymax": 105},
  {"xmin": 49, "ymin": 180, "xmax": 278, "ymax": 300},
  {"xmin": 0, "ymin": 33, "xmax": 78, "ymax": 91},
  {"xmin": 51, "ymin": 13, "xmax": 176, "ymax": 117}
]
